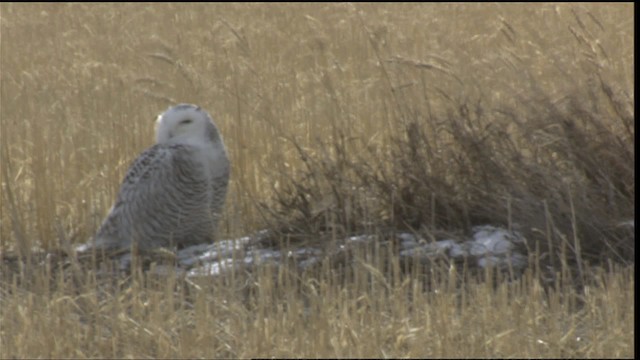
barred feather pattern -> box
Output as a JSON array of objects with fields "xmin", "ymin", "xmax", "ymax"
[{"xmin": 91, "ymin": 104, "xmax": 230, "ymax": 252}]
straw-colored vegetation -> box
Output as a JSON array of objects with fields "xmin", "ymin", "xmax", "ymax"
[{"xmin": 0, "ymin": 3, "xmax": 634, "ymax": 358}]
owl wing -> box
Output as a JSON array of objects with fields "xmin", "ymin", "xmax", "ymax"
[{"xmin": 93, "ymin": 143, "xmax": 210, "ymax": 251}]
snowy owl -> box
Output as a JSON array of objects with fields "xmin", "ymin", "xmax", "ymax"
[{"xmin": 88, "ymin": 104, "xmax": 230, "ymax": 253}]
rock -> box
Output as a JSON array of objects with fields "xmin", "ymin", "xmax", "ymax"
[{"xmin": 75, "ymin": 225, "xmax": 529, "ymax": 281}]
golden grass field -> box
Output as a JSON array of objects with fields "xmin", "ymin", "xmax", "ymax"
[{"xmin": 0, "ymin": 3, "xmax": 634, "ymax": 358}]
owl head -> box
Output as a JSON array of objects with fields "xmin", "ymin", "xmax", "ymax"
[{"xmin": 155, "ymin": 104, "xmax": 223, "ymax": 146}]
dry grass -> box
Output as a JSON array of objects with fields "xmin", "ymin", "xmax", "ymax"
[
  {"xmin": 0, "ymin": 255, "xmax": 635, "ymax": 358},
  {"xmin": 0, "ymin": 3, "xmax": 634, "ymax": 358}
]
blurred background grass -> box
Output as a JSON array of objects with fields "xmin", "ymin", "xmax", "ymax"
[{"xmin": 1, "ymin": 3, "xmax": 632, "ymax": 249}]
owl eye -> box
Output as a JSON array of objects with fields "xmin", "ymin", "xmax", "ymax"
[{"xmin": 180, "ymin": 119, "xmax": 193, "ymax": 125}]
